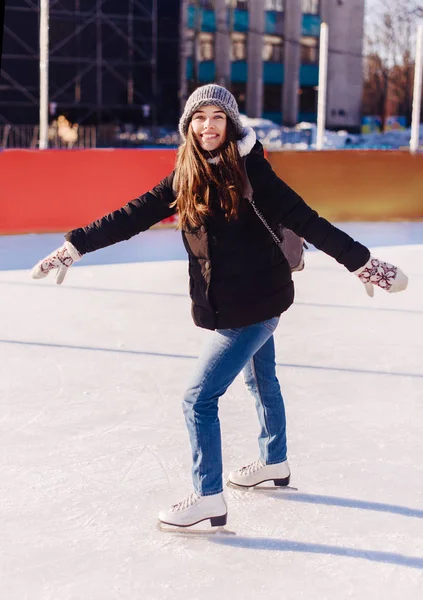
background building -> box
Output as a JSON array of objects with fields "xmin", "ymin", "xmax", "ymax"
[
  {"xmin": 1, "ymin": 0, "xmax": 364, "ymax": 131},
  {"xmin": 180, "ymin": 0, "xmax": 365, "ymax": 130}
]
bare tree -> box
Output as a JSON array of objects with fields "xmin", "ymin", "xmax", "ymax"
[
  {"xmin": 362, "ymin": 52, "xmax": 389, "ymax": 127},
  {"xmin": 363, "ymin": 0, "xmax": 422, "ymax": 128}
]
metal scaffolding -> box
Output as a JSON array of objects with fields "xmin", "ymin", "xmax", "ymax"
[{"xmin": 1, "ymin": 0, "xmax": 161, "ymax": 125}]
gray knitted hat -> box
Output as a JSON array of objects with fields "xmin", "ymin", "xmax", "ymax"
[{"xmin": 179, "ymin": 84, "xmax": 244, "ymax": 141}]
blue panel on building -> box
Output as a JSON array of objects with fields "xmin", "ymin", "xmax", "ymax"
[
  {"xmin": 187, "ymin": 5, "xmax": 195, "ymax": 29},
  {"xmin": 187, "ymin": 6, "xmax": 216, "ymax": 32},
  {"xmin": 264, "ymin": 11, "xmax": 284, "ymax": 35},
  {"xmin": 231, "ymin": 61, "xmax": 248, "ymax": 82},
  {"xmin": 298, "ymin": 112, "xmax": 317, "ymax": 123},
  {"xmin": 202, "ymin": 9, "xmax": 216, "ymax": 32},
  {"xmin": 199, "ymin": 61, "xmax": 215, "ymax": 82},
  {"xmin": 186, "ymin": 59, "xmax": 215, "ymax": 82},
  {"xmin": 265, "ymin": 11, "xmax": 276, "ymax": 34},
  {"xmin": 263, "ymin": 62, "xmax": 284, "ymax": 84},
  {"xmin": 300, "ymin": 64, "xmax": 319, "ymax": 86},
  {"xmin": 233, "ymin": 9, "xmax": 249, "ymax": 32},
  {"xmin": 262, "ymin": 112, "xmax": 283, "ymax": 124},
  {"xmin": 302, "ymin": 14, "xmax": 321, "ymax": 36}
]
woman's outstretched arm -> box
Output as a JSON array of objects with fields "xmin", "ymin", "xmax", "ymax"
[{"xmin": 31, "ymin": 172, "xmax": 176, "ymax": 284}]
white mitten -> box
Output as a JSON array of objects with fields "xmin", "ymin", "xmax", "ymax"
[
  {"xmin": 31, "ymin": 241, "xmax": 82, "ymax": 285},
  {"xmin": 354, "ymin": 256, "xmax": 408, "ymax": 298}
]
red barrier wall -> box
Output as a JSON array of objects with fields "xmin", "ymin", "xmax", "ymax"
[
  {"xmin": 1, "ymin": 148, "xmax": 422, "ymax": 234},
  {"xmin": 0, "ymin": 149, "xmax": 177, "ymax": 234},
  {"xmin": 267, "ymin": 150, "xmax": 423, "ymax": 222}
]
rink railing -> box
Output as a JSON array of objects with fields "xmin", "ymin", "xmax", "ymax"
[
  {"xmin": 1, "ymin": 148, "xmax": 423, "ymax": 234},
  {"xmin": 2, "ymin": 124, "xmax": 421, "ymax": 152},
  {"xmin": 0, "ymin": 124, "xmax": 98, "ymax": 150},
  {"xmin": 0, "ymin": 124, "xmax": 181, "ymax": 150}
]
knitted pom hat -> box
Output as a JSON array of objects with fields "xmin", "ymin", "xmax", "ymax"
[{"xmin": 179, "ymin": 84, "xmax": 244, "ymax": 141}]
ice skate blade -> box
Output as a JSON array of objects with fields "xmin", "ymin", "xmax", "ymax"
[
  {"xmin": 157, "ymin": 522, "xmax": 236, "ymax": 536},
  {"xmin": 227, "ymin": 481, "xmax": 298, "ymax": 492}
]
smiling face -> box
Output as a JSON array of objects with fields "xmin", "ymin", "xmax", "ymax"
[{"xmin": 190, "ymin": 105, "xmax": 227, "ymax": 151}]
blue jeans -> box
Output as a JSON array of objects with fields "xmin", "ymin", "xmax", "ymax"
[{"xmin": 182, "ymin": 317, "xmax": 287, "ymax": 496}]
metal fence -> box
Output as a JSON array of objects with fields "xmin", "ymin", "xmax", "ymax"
[
  {"xmin": 0, "ymin": 124, "xmax": 98, "ymax": 149},
  {"xmin": 0, "ymin": 124, "xmax": 180, "ymax": 150},
  {"xmin": 1, "ymin": 123, "xmax": 419, "ymax": 151}
]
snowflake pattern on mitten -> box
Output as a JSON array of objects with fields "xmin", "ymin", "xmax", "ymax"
[
  {"xmin": 31, "ymin": 241, "xmax": 81, "ymax": 284},
  {"xmin": 39, "ymin": 246, "xmax": 74, "ymax": 275},
  {"xmin": 357, "ymin": 258, "xmax": 398, "ymax": 291}
]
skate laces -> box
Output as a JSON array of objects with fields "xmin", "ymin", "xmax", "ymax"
[
  {"xmin": 170, "ymin": 492, "xmax": 201, "ymax": 512},
  {"xmin": 239, "ymin": 459, "xmax": 265, "ymax": 476}
]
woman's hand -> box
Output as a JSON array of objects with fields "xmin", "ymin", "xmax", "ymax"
[
  {"xmin": 31, "ymin": 241, "xmax": 82, "ymax": 285},
  {"xmin": 354, "ymin": 256, "xmax": 408, "ymax": 297}
]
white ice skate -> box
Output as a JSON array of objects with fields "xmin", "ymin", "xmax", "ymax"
[
  {"xmin": 158, "ymin": 491, "xmax": 228, "ymax": 528},
  {"xmin": 228, "ymin": 458, "xmax": 291, "ymax": 488}
]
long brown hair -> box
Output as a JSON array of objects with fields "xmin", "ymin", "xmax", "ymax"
[{"xmin": 172, "ymin": 117, "xmax": 245, "ymax": 230}]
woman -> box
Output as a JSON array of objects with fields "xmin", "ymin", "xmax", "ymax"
[{"xmin": 31, "ymin": 84, "xmax": 408, "ymax": 529}]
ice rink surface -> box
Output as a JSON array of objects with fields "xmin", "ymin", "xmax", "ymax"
[{"xmin": 1, "ymin": 224, "xmax": 422, "ymax": 600}]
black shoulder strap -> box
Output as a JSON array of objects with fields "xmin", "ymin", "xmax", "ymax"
[{"xmin": 241, "ymin": 157, "xmax": 283, "ymax": 248}]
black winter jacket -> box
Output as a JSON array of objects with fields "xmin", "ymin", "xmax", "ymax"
[{"xmin": 65, "ymin": 140, "xmax": 370, "ymax": 330}]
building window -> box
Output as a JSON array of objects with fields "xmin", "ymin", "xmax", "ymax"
[
  {"xmin": 264, "ymin": 0, "xmax": 284, "ymax": 10},
  {"xmin": 226, "ymin": 0, "xmax": 249, "ymax": 9},
  {"xmin": 199, "ymin": 32, "xmax": 214, "ymax": 60},
  {"xmin": 299, "ymin": 86, "xmax": 317, "ymax": 114},
  {"xmin": 186, "ymin": 31, "xmax": 194, "ymax": 57},
  {"xmin": 231, "ymin": 82, "xmax": 246, "ymax": 112},
  {"xmin": 301, "ymin": 36, "xmax": 318, "ymax": 63},
  {"xmin": 301, "ymin": 0, "xmax": 319, "ymax": 13},
  {"xmin": 263, "ymin": 35, "xmax": 284, "ymax": 62},
  {"xmin": 231, "ymin": 32, "xmax": 247, "ymax": 60},
  {"xmin": 263, "ymin": 84, "xmax": 282, "ymax": 114},
  {"xmin": 186, "ymin": 31, "xmax": 215, "ymax": 61},
  {"xmin": 191, "ymin": 0, "xmax": 215, "ymax": 8}
]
